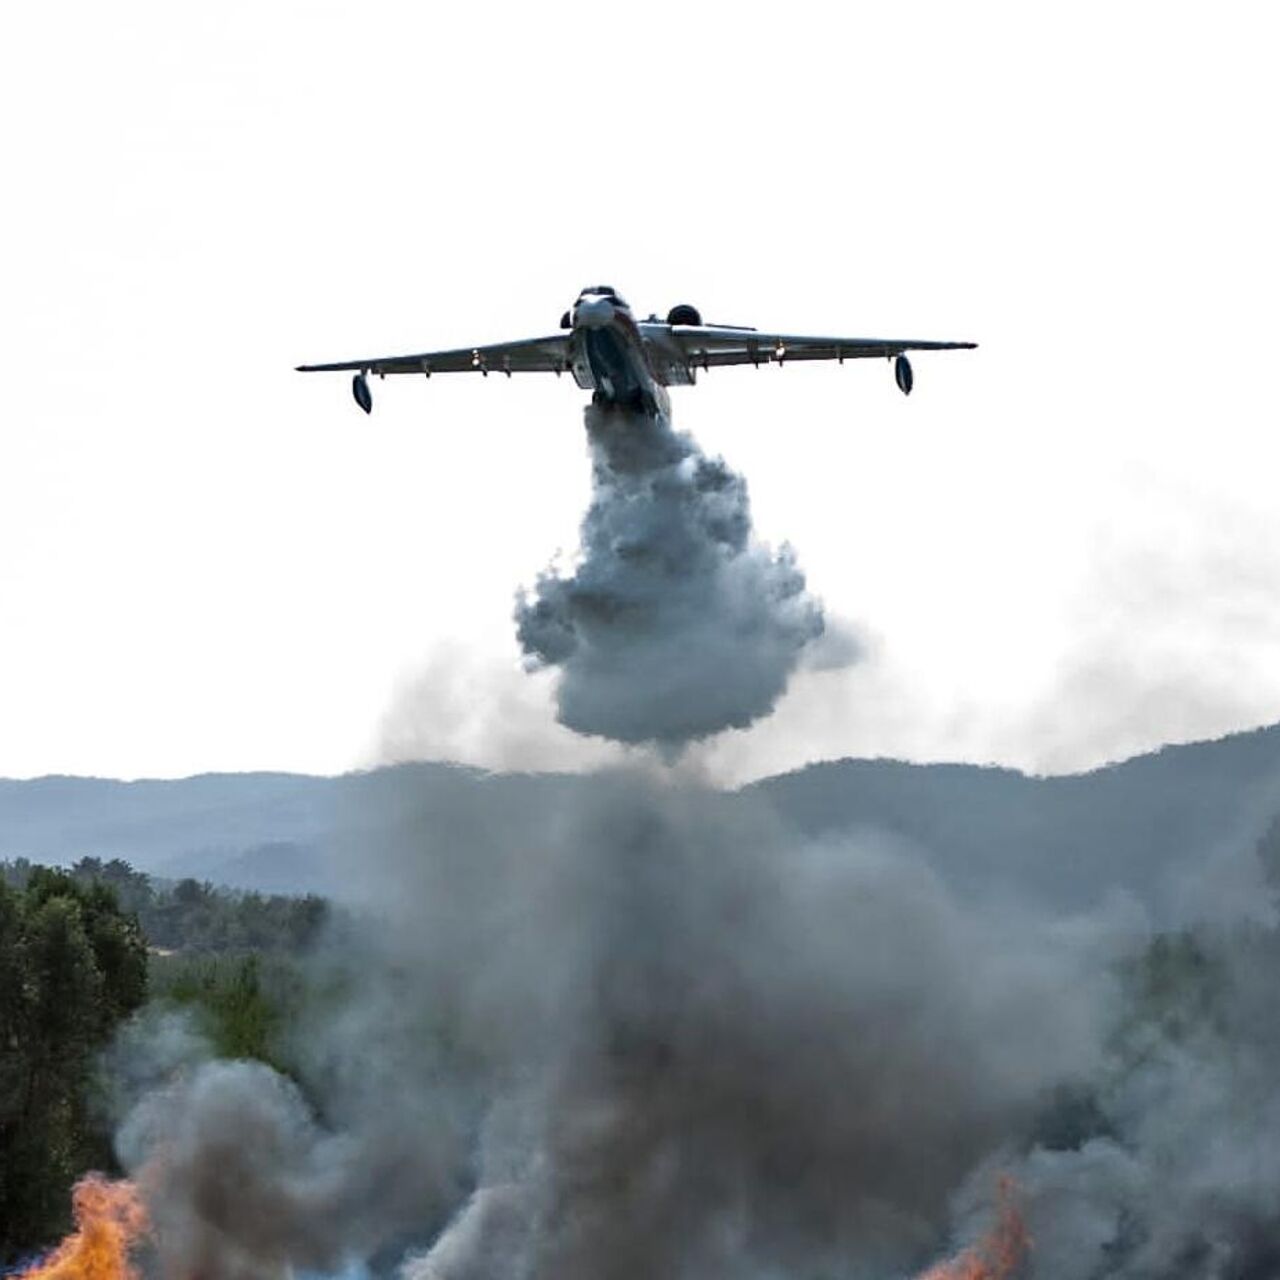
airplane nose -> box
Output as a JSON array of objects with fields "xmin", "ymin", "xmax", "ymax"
[{"xmin": 574, "ymin": 296, "xmax": 615, "ymax": 329}]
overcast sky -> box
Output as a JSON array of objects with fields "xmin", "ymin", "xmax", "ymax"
[{"xmin": 2, "ymin": 0, "xmax": 1278, "ymax": 782}]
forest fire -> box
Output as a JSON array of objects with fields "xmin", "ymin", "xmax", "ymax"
[
  {"xmin": 18, "ymin": 1175, "xmax": 148, "ymax": 1280},
  {"xmin": 16, "ymin": 1163, "xmax": 1028, "ymax": 1280},
  {"xmin": 915, "ymin": 1179, "xmax": 1030, "ymax": 1280}
]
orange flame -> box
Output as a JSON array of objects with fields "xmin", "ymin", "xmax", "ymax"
[
  {"xmin": 19, "ymin": 1175, "xmax": 149, "ymax": 1280},
  {"xmin": 916, "ymin": 1177, "xmax": 1030, "ymax": 1280}
]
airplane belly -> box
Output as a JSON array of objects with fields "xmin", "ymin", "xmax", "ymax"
[
  {"xmin": 570, "ymin": 316, "xmax": 670, "ymax": 417},
  {"xmin": 583, "ymin": 327, "xmax": 643, "ymax": 403}
]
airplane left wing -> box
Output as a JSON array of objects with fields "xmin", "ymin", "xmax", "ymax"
[
  {"xmin": 297, "ymin": 334, "xmax": 572, "ymax": 377},
  {"xmin": 668, "ymin": 326, "xmax": 976, "ymax": 368}
]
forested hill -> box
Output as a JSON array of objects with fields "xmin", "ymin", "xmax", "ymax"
[{"xmin": 2, "ymin": 724, "xmax": 1280, "ymax": 918}]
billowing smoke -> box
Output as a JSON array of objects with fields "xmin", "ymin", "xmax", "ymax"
[
  {"xmin": 515, "ymin": 404, "xmax": 826, "ymax": 747},
  {"xmin": 984, "ymin": 918, "xmax": 1280, "ymax": 1280},
  {"xmin": 114, "ymin": 1053, "xmax": 469, "ymax": 1280},
  {"xmin": 107, "ymin": 768, "xmax": 1132, "ymax": 1280},
  {"xmin": 383, "ymin": 781, "xmax": 1115, "ymax": 1280}
]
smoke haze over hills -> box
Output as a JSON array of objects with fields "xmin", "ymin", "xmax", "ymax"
[{"xmin": 6, "ymin": 724, "xmax": 1280, "ymax": 921}]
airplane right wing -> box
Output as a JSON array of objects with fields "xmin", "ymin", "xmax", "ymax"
[{"xmin": 668, "ymin": 326, "xmax": 976, "ymax": 368}]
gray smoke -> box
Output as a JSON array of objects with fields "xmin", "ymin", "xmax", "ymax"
[
  {"xmin": 111, "ymin": 1014, "xmax": 473, "ymax": 1280},
  {"xmin": 385, "ymin": 780, "xmax": 1116, "ymax": 1280},
  {"xmin": 106, "ymin": 763, "xmax": 1280, "ymax": 1280},
  {"xmin": 982, "ymin": 917, "xmax": 1280, "ymax": 1280},
  {"xmin": 514, "ymin": 404, "xmax": 827, "ymax": 747},
  {"xmin": 111, "ymin": 770, "xmax": 1135, "ymax": 1280}
]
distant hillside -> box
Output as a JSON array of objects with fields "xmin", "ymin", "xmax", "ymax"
[
  {"xmin": 751, "ymin": 724, "xmax": 1280, "ymax": 918},
  {"xmin": 0, "ymin": 771, "xmax": 342, "ymax": 890},
  {"xmin": 0, "ymin": 764, "xmax": 582, "ymax": 895},
  {"xmin": 4, "ymin": 725, "xmax": 1280, "ymax": 919}
]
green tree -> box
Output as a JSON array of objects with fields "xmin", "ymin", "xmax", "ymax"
[
  {"xmin": 1258, "ymin": 814, "xmax": 1280, "ymax": 907},
  {"xmin": 150, "ymin": 952, "xmax": 296, "ymax": 1068},
  {"xmin": 0, "ymin": 871, "xmax": 148, "ymax": 1262},
  {"xmin": 0, "ymin": 878, "xmax": 32, "ymax": 1244}
]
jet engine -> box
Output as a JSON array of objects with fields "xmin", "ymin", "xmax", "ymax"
[
  {"xmin": 894, "ymin": 354, "xmax": 914, "ymax": 396},
  {"xmin": 352, "ymin": 372, "xmax": 373, "ymax": 414},
  {"xmin": 559, "ymin": 310, "xmax": 572, "ymax": 329},
  {"xmin": 666, "ymin": 304, "xmax": 702, "ymax": 327}
]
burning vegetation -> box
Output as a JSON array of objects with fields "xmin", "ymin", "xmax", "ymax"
[
  {"xmin": 917, "ymin": 1180, "xmax": 1030, "ymax": 1280},
  {"xmin": 17, "ymin": 1176, "xmax": 147, "ymax": 1280}
]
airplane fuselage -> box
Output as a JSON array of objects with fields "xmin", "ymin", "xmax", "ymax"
[{"xmin": 568, "ymin": 288, "xmax": 673, "ymax": 419}]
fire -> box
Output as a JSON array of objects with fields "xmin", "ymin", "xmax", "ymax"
[
  {"xmin": 19, "ymin": 1175, "xmax": 149, "ymax": 1280},
  {"xmin": 915, "ymin": 1178, "xmax": 1030, "ymax": 1280}
]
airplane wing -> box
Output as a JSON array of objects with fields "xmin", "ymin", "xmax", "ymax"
[
  {"xmin": 296, "ymin": 334, "xmax": 571, "ymax": 377},
  {"xmin": 669, "ymin": 326, "xmax": 976, "ymax": 368}
]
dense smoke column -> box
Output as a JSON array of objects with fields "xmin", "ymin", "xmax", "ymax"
[
  {"xmin": 106, "ymin": 769, "xmax": 1116, "ymax": 1280},
  {"xmin": 515, "ymin": 404, "xmax": 825, "ymax": 747},
  {"xmin": 385, "ymin": 777, "xmax": 1112, "ymax": 1280}
]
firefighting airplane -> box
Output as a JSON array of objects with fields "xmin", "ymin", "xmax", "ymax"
[{"xmin": 297, "ymin": 286, "xmax": 977, "ymax": 416}]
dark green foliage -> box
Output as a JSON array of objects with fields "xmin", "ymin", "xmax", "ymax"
[
  {"xmin": 1030, "ymin": 1081, "xmax": 1116, "ymax": 1152},
  {"xmin": 1115, "ymin": 928, "xmax": 1229, "ymax": 1058},
  {"xmin": 142, "ymin": 879, "xmax": 328, "ymax": 954},
  {"xmin": 0, "ymin": 872, "xmax": 148, "ymax": 1262},
  {"xmin": 1, "ymin": 858, "xmax": 330, "ymax": 956},
  {"xmin": 1257, "ymin": 814, "xmax": 1280, "ymax": 904},
  {"xmin": 149, "ymin": 951, "xmax": 304, "ymax": 1070}
]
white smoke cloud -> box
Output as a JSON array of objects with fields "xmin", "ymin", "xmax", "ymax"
[{"xmin": 514, "ymin": 405, "xmax": 830, "ymax": 748}]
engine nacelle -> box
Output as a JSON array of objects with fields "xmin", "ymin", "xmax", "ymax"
[
  {"xmin": 559, "ymin": 310, "xmax": 572, "ymax": 330},
  {"xmin": 666, "ymin": 303, "xmax": 702, "ymax": 327},
  {"xmin": 352, "ymin": 372, "xmax": 373, "ymax": 414},
  {"xmin": 894, "ymin": 354, "xmax": 914, "ymax": 396}
]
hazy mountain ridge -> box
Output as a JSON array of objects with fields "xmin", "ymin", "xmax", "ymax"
[
  {"xmin": 3, "ymin": 725, "xmax": 1280, "ymax": 915},
  {"xmin": 752, "ymin": 724, "xmax": 1280, "ymax": 915}
]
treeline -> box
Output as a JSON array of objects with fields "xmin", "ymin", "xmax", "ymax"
[{"xmin": 1, "ymin": 857, "xmax": 328, "ymax": 954}]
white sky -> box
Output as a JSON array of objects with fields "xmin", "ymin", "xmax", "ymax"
[{"xmin": 2, "ymin": 0, "xmax": 1278, "ymax": 783}]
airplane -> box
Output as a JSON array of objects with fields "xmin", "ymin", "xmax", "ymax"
[{"xmin": 296, "ymin": 287, "xmax": 977, "ymax": 416}]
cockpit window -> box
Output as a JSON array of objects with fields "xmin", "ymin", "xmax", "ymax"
[{"xmin": 575, "ymin": 287, "xmax": 629, "ymax": 309}]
